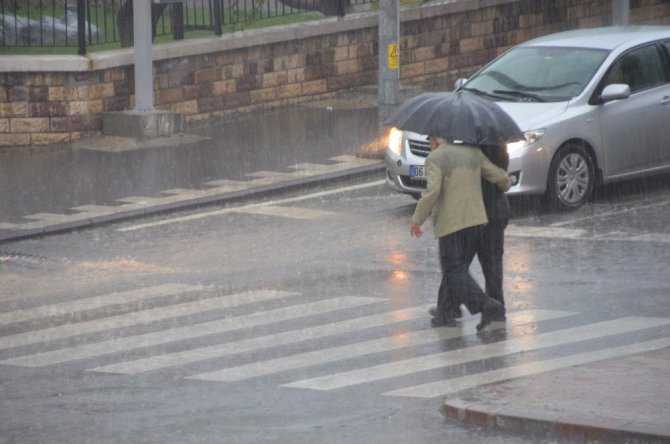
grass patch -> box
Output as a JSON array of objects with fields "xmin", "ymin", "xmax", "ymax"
[{"xmin": 0, "ymin": 5, "xmax": 322, "ymax": 55}]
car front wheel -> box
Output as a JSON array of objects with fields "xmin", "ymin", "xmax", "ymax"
[{"xmin": 545, "ymin": 144, "xmax": 595, "ymax": 211}]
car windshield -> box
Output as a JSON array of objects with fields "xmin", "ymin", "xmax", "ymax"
[{"xmin": 464, "ymin": 46, "xmax": 609, "ymax": 102}]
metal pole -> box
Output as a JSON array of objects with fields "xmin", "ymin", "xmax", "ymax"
[
  {"xmin": 76, "ymin": 0, "xmax": 86, "ymax": 55},
  {"xmin": 172, "ymin": 2, "xmax": 184, "ymax": 40},
  {"xmin": 133, "ymin": 0, "xmax": 154, "ymax": 112},
  {"xmin": 213, "ymin": 0, "xmax": 222, "ymax": 36},
  {"xmin": 378, "ymin": 0, "xmax": 399, "ymax": 123},
  {"xmin": 612, "ymin": 0, "xmax": 629, "ymax": 26},
  {"xmin": 336, "ymin": 0, "xmax": 346, "ymax": 17}
]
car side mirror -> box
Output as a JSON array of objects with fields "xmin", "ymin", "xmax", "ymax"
[
  {"xmin": 600, "ymin": 83, "xmax": 631, "ymax": 103},
  {"xmin": 454, "ymin": 78, "xmax": 468, "ymax": 90}
]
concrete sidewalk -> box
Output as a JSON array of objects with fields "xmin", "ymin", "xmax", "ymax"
[
  {"xmin": 1, "ymin": 85, "xmax": 668, "ymax": 444},
  {"xmin": 441, "ymin": 346, "xmax": 670, "ymax": 443},
  {"xmin": 0, "ymin": 90, "xmax": 386, "ymax": 243}
]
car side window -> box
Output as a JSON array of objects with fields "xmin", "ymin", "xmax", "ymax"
[
  {"xmin": 602, "ymin": 45, "xmax": 668, "ymax": 93},
  {"xmin": 664, "ymin": 40, "xmax": 670, "ymax": 60}
]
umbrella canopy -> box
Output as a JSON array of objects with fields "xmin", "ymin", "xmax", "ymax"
[{"xmin": 383, "ymin": 91, "xmax": 524, "ymax": 146}]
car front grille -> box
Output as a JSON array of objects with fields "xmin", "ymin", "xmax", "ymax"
[
  {"xmin": 408, "ymin": 139, "xmax": 430, "ymax": 157},
  {"xmin": 400, "ymin": 175, "xmax": 427, "ymax": 189}
]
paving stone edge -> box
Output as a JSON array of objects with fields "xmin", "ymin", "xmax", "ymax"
[
  {"xmin": 0, "ymin": 162, "xmax": 385, "ymax": 244},
  {"xmin": 441, "ymin": 398, "xmax": 670, "ymax": 444}
]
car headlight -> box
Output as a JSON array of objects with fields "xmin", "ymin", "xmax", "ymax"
[
  {"xmin": 507, "ymin": 129, "xmax": 545, "ymax": 155},
  {"xmin": 387, "ymin": 127, "xmax": 403, "ymax": 156}
]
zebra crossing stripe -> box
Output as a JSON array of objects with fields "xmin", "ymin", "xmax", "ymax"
[
  {"xmin": 0, "ymin": 296, "xmax": 381, "ymax": 367},
  {"xmin": 88, "ymin": 304, "xmax": 435, "ymax": 374},
  {"xmin": 0, "ymin": 290, "xmax": 298, "ymax": 350},
  {"xmin": 385, "ymin": 337, "xmax": 670, "ymax": 398},
  {"xmin": 282, "ymin": 317, "xmax": 670, "ymax": 391},
  {"xmin": 0, "ymin": 284, "xmax": 204, "ymax": 326},
  {"xmin": 186, "ymin": 309, "xmax": 576, "ymax": 383}
]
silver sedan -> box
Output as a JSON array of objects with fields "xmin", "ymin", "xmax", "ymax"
[{"xmin": 385, "ymin": 26, "xmax": 670, "ymax": 210}]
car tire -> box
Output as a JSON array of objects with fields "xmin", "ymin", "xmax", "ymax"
[{"xmin": 545, "ymin": 143, "xmax": 595, "ymax": 211}]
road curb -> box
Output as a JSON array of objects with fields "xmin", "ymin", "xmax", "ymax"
[
  {"xmin": 441, "ymin": 398, "xmax": 670, "ymax": 443},
  {"xmin": 0, "ymin": 162, "xmax": 385, "ymax": 244}
]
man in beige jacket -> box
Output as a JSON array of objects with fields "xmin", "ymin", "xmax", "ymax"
[{"xmin": 410, "ymin": 136, "xmax": 510, "ymax": 331}]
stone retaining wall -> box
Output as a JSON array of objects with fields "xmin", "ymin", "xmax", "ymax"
[{"xmin": 1, "ymin": 0, "xmax": 670, "ymax": 147}]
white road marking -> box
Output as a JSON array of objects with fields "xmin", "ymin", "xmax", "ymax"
[
  {"xmin": 548, "ymin": 199, "xmax": 670, "ymax": 227},
  {"xmin": 0, "ymin": 296, "xmax": 381, "ymax": 367},
  {"xmin": 0, "ymin": 284, "xmax": 204, "ymax": 326},
  {"xmin": 506, "ymin": 225, "xmax": 588, "ymax": 239},
  {"xmin": 506, "ymin": 224, "xmax": 670, "ymax": 243},
  {"xmin": 282, "ymin": 317, "xmax": 670, "ymax": 391},
  {"xmin": 187, "ymin": 309, "xmax": 576, "ymax": 382},
  {"xmin": 116, "ymin": 180, "xmax": 385, "ymax": 232},
  {"xmin": 0, "ymin": 290, "xmax": 297, "ymax": 350},
  {"xmin": 385, "ymin": 337, "xmax": 670, "ymax": 398},
  {"xmin": 231, "ymin": 205, "xmax": 338, "ymax": 220},
  {"xmin": 88, "ymin": 304, "xmax": 435, "ymax": 374},
  {"xmin": 114, "ymin": 179, "xmax": 669, "ymax": 243}
]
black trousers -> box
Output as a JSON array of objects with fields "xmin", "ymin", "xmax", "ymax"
[
  {"xmin": 436, "ymin": 225, "xmax": 487, "ymax": 320},
  {"xmin": 477, "ymin": 218, "xmax": 508, "ymax": 306}
]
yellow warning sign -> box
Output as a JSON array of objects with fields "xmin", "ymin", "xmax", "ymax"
[{"xmin": 388, "ymin": 44, "xmax": 399, "ymax": 71}]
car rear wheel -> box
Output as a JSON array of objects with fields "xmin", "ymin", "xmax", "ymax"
[{"xmin": 545, "ymin": 144, "xmax": 595, "ymax": 211}]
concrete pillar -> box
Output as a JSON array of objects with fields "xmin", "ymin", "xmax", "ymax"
[
  {"xmin": 102, "ymin": 0, "xmax": 184, "ymax": 140},
  {"xmin": 133, "ymin": 0, "xmax": 154, "ymax": 112},
  {"xmin": 612, "ymin": 0, "xmax": 629, "ymax": 26}
]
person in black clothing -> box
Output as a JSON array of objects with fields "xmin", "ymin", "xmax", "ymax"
[{"xmin": 477, "ymin": 144, "xmax": 511, "ymax": 317}]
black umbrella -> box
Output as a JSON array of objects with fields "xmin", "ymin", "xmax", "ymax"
[{"xmin": 383, "ymin": 91, "xmax": 524, "ymax": 146}]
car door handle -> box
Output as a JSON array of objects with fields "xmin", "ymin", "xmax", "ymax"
[{"xmin": 661, "ymin": 96, "xmax": 670, "ymax": 105}]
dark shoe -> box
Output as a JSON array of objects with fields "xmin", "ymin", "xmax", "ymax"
[
  {"xmin": 429, "ymin": 306, "xmax": 463, "ymax": 319},
  {"xmin": 431, "ymin": 316, "xmax": 457, "ymax": 328},
  {"xmin": 492, "ymin": 313, "xmax": 507, "ymax": 322},
  {"xmin": 489, "ymin": 298, "xmax": 506, "ymax": 321},
  {"xmin": 476, "ymin": 298, "xmax": 505, "ymax": 332}
]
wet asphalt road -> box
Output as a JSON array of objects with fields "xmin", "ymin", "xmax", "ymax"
[{"xmin": 0, "ymin": 173, "xmax": 669, "ymax": 443}]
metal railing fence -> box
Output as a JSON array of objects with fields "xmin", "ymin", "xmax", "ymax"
[{"xmin": 0, "ymin": 0, "xmax": 375, "ymax": 53}]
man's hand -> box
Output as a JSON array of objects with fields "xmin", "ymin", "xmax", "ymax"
[
  {"xmin": 410, "ymin": 223, "xmax": 423, "ymax": 238},
  {"xmin": 497, "ymin": 175, "xmax": 512, "ymax": 192}
]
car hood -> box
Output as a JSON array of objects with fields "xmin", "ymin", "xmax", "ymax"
[{"xmin": 496, "ymin": 101, "xmax": 570, "ymax": 132}]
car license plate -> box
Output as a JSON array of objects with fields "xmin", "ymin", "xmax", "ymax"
[{"xmin": 409, "ymin": 165, "xmax": 425, "ymax": 179}]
